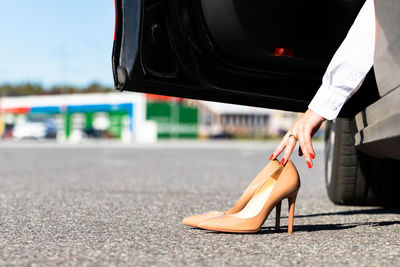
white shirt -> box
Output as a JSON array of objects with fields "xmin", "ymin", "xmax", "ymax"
[{"xmin": 308, "ymin": 0, "xmax": 376, "ymax": 120}]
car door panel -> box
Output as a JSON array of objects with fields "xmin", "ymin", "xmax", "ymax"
[{"xmin": 113, "ymin": 0, "xmax": 377, "ymax": 116}]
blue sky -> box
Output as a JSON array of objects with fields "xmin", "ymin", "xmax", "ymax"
[{"xmin": 0, "ymin": 0, "xmax": 115, "ymax": 88}]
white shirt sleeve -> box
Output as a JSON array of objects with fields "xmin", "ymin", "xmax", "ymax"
[{"xmin": 308, "ymin": 0, "xmax": 376, "ymax": 120}]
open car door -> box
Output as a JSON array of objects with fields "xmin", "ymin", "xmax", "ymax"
[{"xmin": 112, "ymin": 0, "xmax": 378, "ymax": 116}]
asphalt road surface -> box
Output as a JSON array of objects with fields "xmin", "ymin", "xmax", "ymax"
[{"xmin": 0, "ymin": 140, "xmax": 399, "ymax": 266}]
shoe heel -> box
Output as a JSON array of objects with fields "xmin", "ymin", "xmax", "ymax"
[
  {"xmin": 275, "ymin": 201, "xmax": 282, "ymax": 232},
  {"xmin": 287, "ymin": 191, "xmax": 298, "ymax": 234}
]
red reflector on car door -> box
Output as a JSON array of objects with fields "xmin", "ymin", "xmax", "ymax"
[{"xmin": 273, "ymin": 47, "xmax": 294, "ymax": 57}]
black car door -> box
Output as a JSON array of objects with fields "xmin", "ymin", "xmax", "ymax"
[{"xmin": 112, "ymin": 0, "xmax": 377, "ymax": 116}]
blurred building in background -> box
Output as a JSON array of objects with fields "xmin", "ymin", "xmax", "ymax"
[
  {"xmin": 146, "ymin": 94, "xmax": 198, "ymax": 139},
  {"xmin": 196, "ymin": 101, "xmax": 272, "ymax": 138},
  {"xmin": 194, "ymin": 100, "xmax": 300, "ymax": 139},
  {"xmin": 0, "ymin": 93, "xmax": 301, "ymax": 142},
  {"xmin": 0, "ymin": 92, "xmax": 151, "ymax": 143}
]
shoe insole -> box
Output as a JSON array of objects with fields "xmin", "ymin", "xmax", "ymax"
[{"xmin": 232, "ymin": 170, "xmax": 280, "ymax": 219}]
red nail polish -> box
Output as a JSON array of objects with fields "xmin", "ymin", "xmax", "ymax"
[
  {"xmin": 311, "ymin": 153, "xmax": 315, "ymax": 159},
  {"xmin": 307, "ymin": 161, "xmax": 312, "ymax": 168},
  {"xmin": 281, "ymin": 158, "xmax": 285, "ymax": 165},
  {"xmin": 269, "ymin": 154, "xmax": 274, "ymax": 160}
]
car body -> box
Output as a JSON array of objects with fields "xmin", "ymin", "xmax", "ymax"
[
  {"xmin": 112, "ymin": 0, "xmax": 400, "ymax": 206},
  {"xmin": 12, "ymin": 115, "xmax": 57, "ymax": 140},
  {"xmin": 13, "ymin": 119, "xmax": 46, "ymax": 140}
]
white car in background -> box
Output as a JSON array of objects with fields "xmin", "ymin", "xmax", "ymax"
[{"xmin": 13, "ymin": 117, "xmax": 47, "ymax": 140}]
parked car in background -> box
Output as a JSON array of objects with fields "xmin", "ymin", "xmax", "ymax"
[
  {"xmin": 112, "ymin": 0, "xmax": 400, "ymax": 207},
  {"xmin": 13, "ymin": 117, "xmax": 46, "ymax": 140},
  {"xmin": 13, "ymin": 115, "xmax": 57, "ymax": 140}
]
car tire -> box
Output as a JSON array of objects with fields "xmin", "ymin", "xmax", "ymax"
[{"xmin": 325, "ymin": 118, "xmax": 400, "ymax": 207}]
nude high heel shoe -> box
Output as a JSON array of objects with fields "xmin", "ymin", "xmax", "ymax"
[
  {"xmin": 197, "ymin": 160, "xmax": 300, "ymax": 234},
  {"xmin": 182, "ymin": 159, "xmax": 281, "ymax": 227}
]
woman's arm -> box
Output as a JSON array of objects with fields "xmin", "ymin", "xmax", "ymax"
[
  {"xmin": 271, "ymin": 0, "xmax": 376, "ymax": 167},
  {"xmin": 308, "ymin": 0, "xmax": 376, "ymax": 120}
]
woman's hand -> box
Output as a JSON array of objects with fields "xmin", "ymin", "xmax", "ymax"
[{"xmin": 270, "ymin": 109, "xmax": 326, "ymax": 168}]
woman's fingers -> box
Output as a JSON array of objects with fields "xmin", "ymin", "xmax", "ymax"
[
  {"xmin": 270, "ymin": 109, "xmax": 325, "ymax": 169},
  {"xmin": 281, "ymin": 135, "xmax": 297, "ymax": 165},
  {"xmin": 270, "ymin": 135, "xmax": 289, "ymax": 160},
  {"xmin": 304, "ymin": 132, "xmax": 315, "ymax": 159},
  {"xmin": 299, "ymin": 132, "xmax": 313, "ymax": 168}
]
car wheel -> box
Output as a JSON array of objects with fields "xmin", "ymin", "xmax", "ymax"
[{"xmin": 325, "ymin": 118, "xmax": 400, "ymax": 207}]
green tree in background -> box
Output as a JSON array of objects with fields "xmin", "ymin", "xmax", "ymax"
[{"xmin": 0, "ymin": 83, "xmax": 113, "ymax": 96}]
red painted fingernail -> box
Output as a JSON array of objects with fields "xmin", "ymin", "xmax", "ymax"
[
  {"xmin": 281, "ymin": 158, "xmax": 285, "ymax": 165},
  {"xmin": 307, "ymin": 161, "xmax": 312, "ymax": 168},
  {"xmin": 269, "ymin": 154, "xmax": 274, "ymax": 160},
  {"xmin": 311, "ymin": 153, "xmax": 315, "ymax": 159}
]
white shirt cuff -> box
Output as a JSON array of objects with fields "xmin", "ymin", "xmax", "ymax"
[{"xmin": 308, "ymin": 84, "xmax": 350, "ymax": 120}]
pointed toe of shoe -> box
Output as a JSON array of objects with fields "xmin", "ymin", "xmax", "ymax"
[
  {"xmin": 198, "ymin": 215, "xmax": 243, "ymax": 233},
  {"xmin": 198, "ymin": 215, "xmax": 259, "ymax": 233},
  {"xmin": 197, "ymin": 216, "xmax": 225, "ymax": 231},
  {"xmin": 182, "ymin": 211, "xmax": 223, "ymax": 227}
]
